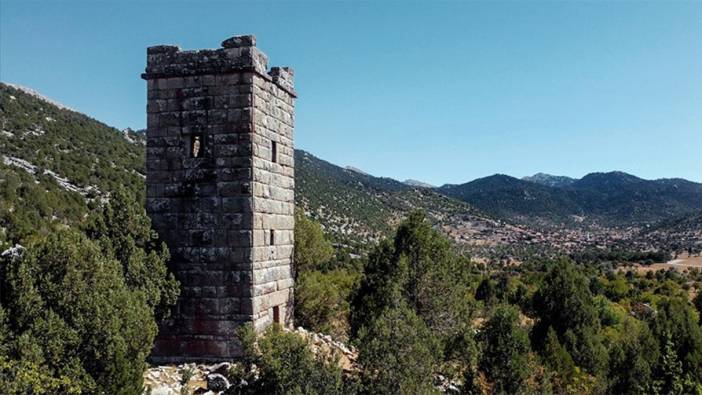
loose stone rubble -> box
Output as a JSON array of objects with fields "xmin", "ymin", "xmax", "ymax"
[
  {"xmin": 142, "ymin": 325, "xmax": 460, "ymax": 394},
  {"xmin": 142, "ymin": 327, "xmax": 357, "ymax": 394}
]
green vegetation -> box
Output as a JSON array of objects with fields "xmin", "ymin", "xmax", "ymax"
[
  {"xmin": 0, "ymin": 84, "xmax": 145, "ymax": 200},
  {"xmin": 293, "ymin": 208, "xmax": 360, "ymax": 340},
  {"xmin": 0, "ymin": 83, "xmax": 146, "ymax": 249},
  {"xmin": 478, "ymin": 305, "xmax": 530, "ymax": 393},
  {"xmin": 229, "ymin": 324, "xmax": 349, "ymax": 395},
  {"xmin": 0, "ymin": 191, "xmax": 178, "ymax": 394},
  {"xmin": 293, "ymin": 211, "xmax": 702, "ymax": 394},
  {"xmin": 295, "ymin": 269, "xmax": 358, "ymax": 340},
  {"xmin": 0, "ymin": 84, "xmax": 177, "ymax": 393},
  {"xmin": 295, "ymin": 150, "xmax": 479, "ymax": 244},
  {"xmin": 357, "ymin": 305, "xmax": 438, "ymax": 394},
  {"xmin": 294, "ymin": 208, "xmax": 335, "ymax": 273}
]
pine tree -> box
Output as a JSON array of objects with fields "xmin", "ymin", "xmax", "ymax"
[{"xmin": 479, "ymin": 305, "xmax": 530, "ymax": 394}]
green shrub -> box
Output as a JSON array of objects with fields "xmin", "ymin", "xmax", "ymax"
[
  {"xmin": 357, "ymin": 305, "xmax": 439, "ymax": 394},
  {"xmin": 351, "ymin": 211, "xmax": 475, "ymax": 348},
  {"xmin": 532, "ymin": 260, "xmax": 607, "ymax": 375},
  {"xmin": 231, "ymin": 324, "xmax": 347, "ymax": 395},
  {"xmin": 606, "ymin": 317, "xmax": 658, "ymax": 394},
  {"xmin": 294, "ymin": 208, "xmax": 334, "ymax": 273},
  {"xmin": 295, "ymin": 269, "xmax": 359, "ymax": 340}
]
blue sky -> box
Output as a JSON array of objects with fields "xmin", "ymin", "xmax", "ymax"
[{"xmin": 2, "ymin": 1, "xmax": 701, "ymax": 185}]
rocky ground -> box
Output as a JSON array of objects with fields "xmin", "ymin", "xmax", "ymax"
[{"xmin": 142, "ymin": 327, "xmax": 358, "ymax": 395}]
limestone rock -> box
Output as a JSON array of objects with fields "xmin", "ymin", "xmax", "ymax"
[
  {"xmin": 207, "ymin": 362, "xmax": 232, "ymax": 376},
  {"xmin": 206, "ymin": 373, "xmax": 230, "ymax": 392},
  {"xmin": 221, "ymin": 35, "xmax": 256, "ymax": 48}
]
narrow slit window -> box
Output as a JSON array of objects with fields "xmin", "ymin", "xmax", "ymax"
[
  {"xmin": 271, "ymin": 140, "xmax": 277, "ymax": 163},
  {"xmin": 269, "ymin": 229, "xmax": 275, "ymax": 245},
  {"xmin": 273, "ymin": 305, "xmax": 281, "ymax": 324},
  {"xmin": 191, "ymin": 134, "xmax": 203, "ymax": 158}
]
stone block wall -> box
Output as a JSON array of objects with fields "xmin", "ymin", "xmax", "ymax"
[
  {"xmin": 251, "ymin": 67, "xmax": 295, "ymax": 331},
  {"xmin": 142, "ymin": 35, "xmax": 296, "ymax": 363}
]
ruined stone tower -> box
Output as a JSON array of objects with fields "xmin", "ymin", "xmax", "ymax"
[{"xmin": 142, "ymin": 35, "xmax": 295, "ymax": 362}]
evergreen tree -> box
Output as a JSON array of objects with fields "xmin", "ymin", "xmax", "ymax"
[
  {"xmin": 351, "ymin": 211, "xmax": 475, "ymax": 350},
  {"xmin": 294, "ymin": 208, "xmax": 334, "ymax": 273},
  {"xmin": 542, "ymin": 326, "xmax": 576, "ymax": 389},
  {"xmin": 0, "ymin": 191, "xmax": 178, "ymax": 393},
  {"xmin": 607, "ymin": 318, "xmax": 659, "ymax": 394},
  {"xmin": 85, "ymin": 188, "xmax": 179, "ymax": 319},
  {"xmin": 0, "ymin": 230, "xmax": 157, "ymax": 393},
  {"xmin": 694, "ymin": 292, "xmax": 702, "ymax": 325},
  {"xmin": 532, "ymin": 260, "xmax": 607, "ymax": 375},
  {"xmin": 478, "ymin": 305, "xmax": 530, "ymax": 394},
  {"xmin": 357, "ymin": 305, "xmax": 439, "ymax": 395},
  {"xmin": 648, "ymin": 297, "xmax": 702, "ymax": 383},
  {"xmin": 475, "ymin": 277, "xmax": 497, "ymax": 305},
  {"xmin": 653, "ymin": 334, "xmax": 685, "ymax": 395}
]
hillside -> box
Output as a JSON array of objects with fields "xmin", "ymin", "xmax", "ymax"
[
  {"xmin": 440, "ymin": 172, "xmax": 702, "ymax": 227},
  {"xmin": 438, "ymin": 174, "xmax": 582, "ymax": 225},
  {"xmin": 639, "ymin": 209, "xmax": 702, "ymax": 253},
  {"xmin": 0, "ymin": 83, "xmax": 146, "ymax": 245},
  {"xmin": 295, "ymin": 150, "xmax": 487, "ymax": 242}
]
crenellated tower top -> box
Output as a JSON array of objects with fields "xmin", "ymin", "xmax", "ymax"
[{"xmin": 142, "ymin": 35, "xmax": 295, "ymax": 98}]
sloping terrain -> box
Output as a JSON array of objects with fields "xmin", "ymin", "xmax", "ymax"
[
  {"xmin": 639, "ymin": 209, "xmax": 702, "ymax": 252},
  {"xmin": 295, "ymin": 150, "xmax": 486, "ymax": 242},
  {"xmin": 439, "ymin": 174, "xmax": 582, "ymax": 225},
  {"xmin": 0, "ymin": 83, "xmax": 146, "ymax": 244}
]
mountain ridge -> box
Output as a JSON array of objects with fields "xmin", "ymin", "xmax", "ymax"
[
  {"xmin": 439, "ymin": 172, "xmax": 702, "ymax": 226},
  {"xmin": 522, "ymin": 172, "xmax": 576, "ymax": 188}
]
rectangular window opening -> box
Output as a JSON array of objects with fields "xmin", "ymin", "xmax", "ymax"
[
  {"xmin": 273, "ymin": 305, "xmax": 281, "ymax": 324},
  {"xmin": 269, "ymin": 229, "xmax": 275, "ymax": 245},
  {"xmin": 191, "ymin": 134, "xmax": 203, "ymax": 158},
  {"xmin": 271, "ymin": 140, "xmax": 278, "ymax": 163}
]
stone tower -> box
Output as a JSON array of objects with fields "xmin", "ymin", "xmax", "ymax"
[{"xmin": 142, "ymin": 35, "xmax": 296, "ymax": 362}]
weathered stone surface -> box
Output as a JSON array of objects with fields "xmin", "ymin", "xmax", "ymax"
[
  {"xmin": 206, "ymin": 373, "xmax": 230, "ymax": 391},
  {"xmin": 144, "ymin": 35, "xmax": 296, "ymax": 363},
  {"xmin": 221, "ymin": 35, "xmax": 256, "ymax": 48}
]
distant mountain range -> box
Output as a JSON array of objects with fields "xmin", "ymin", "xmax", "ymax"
[
  {"xmin": 439, "ymin": 172, "xmax": 702, "ymax": 227},
  {"xmin": 1, "ymin": 82, "xmax": 700, "ymax": 248}
]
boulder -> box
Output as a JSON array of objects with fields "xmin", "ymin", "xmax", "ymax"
[{"xmin": 206, "ymin": 373, "xmax": 230, "ymax": 392}]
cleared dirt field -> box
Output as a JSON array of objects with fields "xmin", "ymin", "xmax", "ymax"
[{"xmin": 630, "ymin": 253, "xmax": 702, "ymax": 274}]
